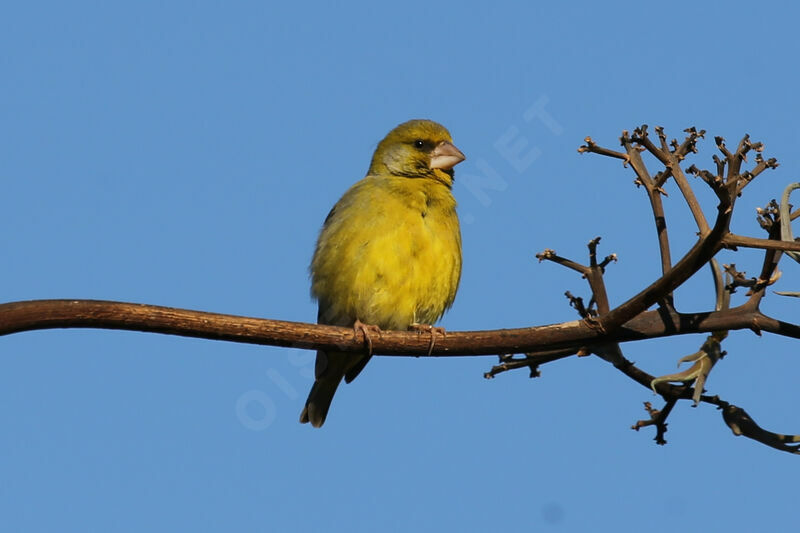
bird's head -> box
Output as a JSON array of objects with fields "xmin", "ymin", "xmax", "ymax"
[{"xmin": 368, "ymin": 119, "xmax": 465, "ymax": 187}]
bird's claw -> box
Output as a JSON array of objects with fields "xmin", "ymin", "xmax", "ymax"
[
  {"xmin": 353, "ymin": 319, "xmax": 382, "ymax": 356},
  {"xmin": 409, "ymin": 323, "xmax": 446, "ymax": 356}
]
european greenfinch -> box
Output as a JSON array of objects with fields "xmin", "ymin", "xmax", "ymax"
[{"xmin": 300, "ymin": 119, "xmax": 465, "ymax": 427}]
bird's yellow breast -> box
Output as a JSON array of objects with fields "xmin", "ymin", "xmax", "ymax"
[{"xmin": 311, "ymin": 175, "xmax": 461, "ymax": 330}]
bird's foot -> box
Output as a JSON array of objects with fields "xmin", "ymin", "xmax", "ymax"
[
  {"xmin": 409, "ymin": 323, "xmax": 446, "ymax": 356},
  {"xmin": 353, "ymin": 319, "xmax": 382, "ymax": 356}
]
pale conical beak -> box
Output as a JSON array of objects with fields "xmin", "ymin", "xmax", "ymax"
[{"xmin": 429, "ymin": 141, "xmax": 466, "ymax": 170}]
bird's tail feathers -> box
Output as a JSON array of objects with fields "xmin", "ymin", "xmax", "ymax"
[{"xmin": 299, "ymin": 369, "xmax": 342, "ymax": 428}]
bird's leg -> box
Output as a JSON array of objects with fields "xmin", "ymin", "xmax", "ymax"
[
  {"xmin": 408, "ymin": 323, "xmax": 446, "ymax": 356},
  {"xmin": 353, "ymin": 319, "xmax": 382, "ymax": 356}
]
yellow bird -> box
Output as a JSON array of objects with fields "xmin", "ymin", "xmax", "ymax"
[{"xmin": 300, "ymin": 119, "xmax": 465, "ymax": 427}]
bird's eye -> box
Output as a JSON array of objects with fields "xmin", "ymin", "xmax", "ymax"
[{"xmin": 414, "ymin": 139, "xmax": 425, "ymax": 149}]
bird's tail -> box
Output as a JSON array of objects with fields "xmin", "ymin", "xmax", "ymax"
[{"xmin": 299, "ymin": 356, "xmax": 343, "ymax": 428}]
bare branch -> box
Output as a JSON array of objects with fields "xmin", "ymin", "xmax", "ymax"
[
  {"xmin": 578, "ymin": 136, "xmax": 630, "ymax": 163},
  {"xmin": 536, "ymin": 249, "xmax": 589, "ymax": 276},
  {"xmin": 623, "ymin": 128, "xmax": 673, "ymax": 277},
  {"xmin": 632, "ymin": 400, "xmax": 677, "ymax": 445},
  {"xmin": 723, "ymin": 234, "xmax": 800, "ymax": 253},
  {"xmin": 720, "ymin": 403, "xmax": 800, "ymax": 454}
]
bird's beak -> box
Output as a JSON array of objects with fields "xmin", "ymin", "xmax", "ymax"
[{"xmin": 429, "ymin": 141, "xmax": 466, "ymax": 170}]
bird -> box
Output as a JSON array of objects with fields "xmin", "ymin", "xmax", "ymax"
[{"xmin": 300, "ymin": 119, "xmax": 465, "ymax": 427}]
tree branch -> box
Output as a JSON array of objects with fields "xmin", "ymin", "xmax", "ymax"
[
  {"xmin": 723, "ymin": 234, "xmax": 800, "ymax": 253},
  {"xmin": 2, "ymin": 299, "xmax": 799, "ymax": 355}
]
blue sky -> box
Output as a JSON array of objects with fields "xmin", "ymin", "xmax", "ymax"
[{"xmin": 2, "ymin": 1, "xmax": 800, "ymax": 531}]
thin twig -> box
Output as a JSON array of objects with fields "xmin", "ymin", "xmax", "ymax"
[{"xmin": 723, "ymin": 234, "xmax": 800, "ymax": 253}]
